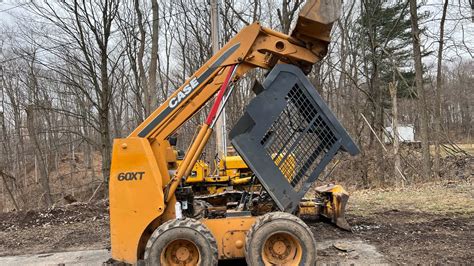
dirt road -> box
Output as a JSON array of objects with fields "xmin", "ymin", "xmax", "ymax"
[
  {"xmin": 0, "ymin": 238, "xmax": 386, "ymax": 265},
  {"xmin": 0, "ymin": 250, "xmax": 110, "ymax": 266},
  {"xmin": 1, "ymin": 181, "xmax": 472, "ymax": 264}
]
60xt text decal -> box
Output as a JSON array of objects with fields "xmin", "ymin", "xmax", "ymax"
[{"xmin": 117, "ymin": 172, "xmax": 145, "ymax": 181}]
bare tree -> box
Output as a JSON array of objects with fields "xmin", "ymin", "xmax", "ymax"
[
  {"xmin": 26, "ymin": 105, "xmax": 53, "ymax": 207},
  {"xmin": 433, "ymin": 0, "xmax": 449, "ymax": 178},
  {"xmin": 0, "ymin": 0, "xmax": 473, "ymax": 211},
  {"xmin": 27, "ymin": 0, "xmax": 121, "ymax": 186},
  {"xmin": 131, "ymin": 0, "xmax": 160, "ymax": 117},
  {"xmin": 277, "ymin": 0, "xmax": 304, "ymax": 34},
  {"xmin": 409, "ymin": 0, "xmax": 431, "ymax": 179}
]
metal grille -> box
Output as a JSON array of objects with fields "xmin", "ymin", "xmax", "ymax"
[
  {"xmin": 230, "ymin": 64, "xmax": 359, "ymax": 212},
  {"xmin": 260, "ymin": 84, "xmax": 336, "ymax": 190}
]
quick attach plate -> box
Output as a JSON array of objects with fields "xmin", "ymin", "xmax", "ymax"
[{"xmin": 230, "ymin": 64, "xmax": 359, "ymax": 213}]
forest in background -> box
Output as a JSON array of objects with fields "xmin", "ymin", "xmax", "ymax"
[{"xmin": 0, "ymin": 0, "xmax": 472, "ymax": 211}]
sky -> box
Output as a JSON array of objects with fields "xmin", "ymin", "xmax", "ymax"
[{"xmin": 419, "ymin": 0, "xmax": 474, "ymax": 68}]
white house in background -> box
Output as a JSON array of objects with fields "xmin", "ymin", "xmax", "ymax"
[{"xmin": 384, "ymin": 125, "xmax": 415, "ymax": 143}]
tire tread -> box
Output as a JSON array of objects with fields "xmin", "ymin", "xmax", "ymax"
[
  {"xmin": 245, "ymin": 212, "xmax": 315, "ymax": 265},
  {"xmin": 144, "ymin": 218, "xmax": 218, "ymax": 265}
]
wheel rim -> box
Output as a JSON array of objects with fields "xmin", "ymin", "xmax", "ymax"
[
  {"xmin": 161, "ymin": 239, "xmax": 200, "ymax": 265},
  {"xmin": 262, "ymin": 232, "xmax": 303, "ymax": 265}
]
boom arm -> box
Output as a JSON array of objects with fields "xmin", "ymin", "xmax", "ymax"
[{"xmin": 129, "ymin": 23, "xmax": 317, "ymax": 140}]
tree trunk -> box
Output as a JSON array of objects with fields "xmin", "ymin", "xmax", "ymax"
[
  {"xmin": 409, "ymin": 0, "xmax": 431, "ymax": 179},
  {"xmin": 148, "ymin": 0, "xmax": 159, "ymax": 112},
  {"xmin": 96, "ymin": 1, "xmax": 118, "ymax": 189},
  {"xmin": 434, "ymin": 0, "xmax": 448, "ymax": 179},
  {"xmin": 0, "ymin": 171, "xmax": 20, "ymax": 210},
  {"xmin": 389, "ymin": 82, "xmax": 403, "ymax": 186},
  {"xmin": 373, "ymin": 65, "xmax": 384, "ymax": 184},
  {"xmin": 134, "ymin": 0, "xmax": 150, "ymax": 117},
  {"xmin": 100, "ymin": 51, "xmax": 112, "ymax": 186},
  {"xmin": 0, "ymin": 111, "xmax": 20, "ymax": 210}
]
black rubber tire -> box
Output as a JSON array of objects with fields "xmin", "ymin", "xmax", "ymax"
[
  {"xmin": 245, "ymin": 212, "xmax": 316, "ymax": 266},
  {"xmin": 144, "ymin": 218, "xmax": 218, "ymax": 266}
]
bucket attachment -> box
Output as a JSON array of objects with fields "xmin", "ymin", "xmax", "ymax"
[
  {"xmin": 314, "ymin": 184, "xmax": 351, "ymax": 231},
  {"xmin": 297, "ymin": 185, "xmax": 351, "ymax": 231},
  {"xmin": 230, "ymin": 64, "xmax": 359, "ymax": 213},
  {"xmin": 291, "ymin": 0, "xmax": 342, "ymax": 58}
]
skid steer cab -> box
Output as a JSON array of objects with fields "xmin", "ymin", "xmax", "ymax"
[{"xmin": 108, "ymin": 0, "xmax": 359, "ymax": 265}]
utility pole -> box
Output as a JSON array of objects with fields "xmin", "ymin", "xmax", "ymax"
[{"xmin": 211, "ymin": 0, "xmax": 226, "ymax": 159}]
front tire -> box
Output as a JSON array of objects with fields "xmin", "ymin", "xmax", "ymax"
[
  {"xmin": 245, "ymin": 212, "xmax": 316, "ymax": 266},
  {"xmin": 144, "ymin": 218, "xmax": 218, "ymax": 266}
]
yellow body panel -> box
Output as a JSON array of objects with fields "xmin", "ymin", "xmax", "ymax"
[
  {"xmin": 203, "ymin": 216, "xmax": 256, "ymax": 259},
  {"xmin": 299, "ymin": 201, "xmax": 319, "ymax": 217},
  {"xmin": 221, "ymin": 155, "xmax": 248, "ymax": 169},
  {"xmin": 204, "ymin": 175, "xmax": 230, "ymax": 183},
  {"xmin": 183, "ymin": 160, "xmax": 209, "ymax": 183},
  {"xmin": 109, "ymin": 138, "xmax": 168, "ymax": 263},
  {"xmin": 274, "ymin": 153, "xmax": 296, "ymax": 181}
]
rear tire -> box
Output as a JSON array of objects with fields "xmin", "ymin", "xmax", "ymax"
[
  {"xmin": 144, "ymin": 218, "xmax": 218, "ymax": 266},
  {"xmin": 245, "ymin": 212, "xmax": 316, "ymax": 266}
]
